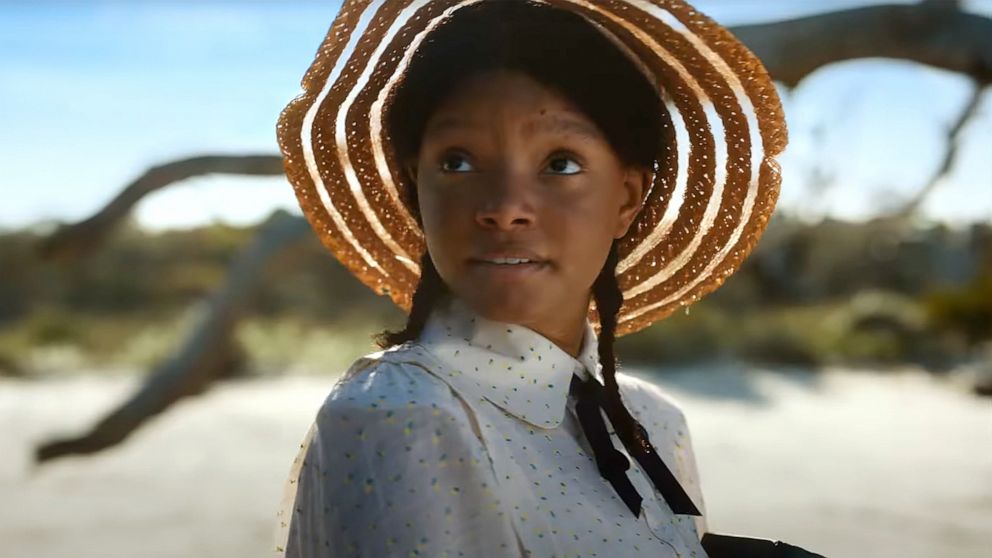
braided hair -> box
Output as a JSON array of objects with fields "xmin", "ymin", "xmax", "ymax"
[
  {"xmin": 374, "ymin": 250, "xmax": 449, "ymax": 348},
  {"xmin": 375, "ymin": 1, "xmax": 663, "ymax": 443}
]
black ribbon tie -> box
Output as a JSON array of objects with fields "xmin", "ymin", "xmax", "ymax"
[{"xmin": 569, "ymin": 373, "xmax": 702, "ymax": 518}]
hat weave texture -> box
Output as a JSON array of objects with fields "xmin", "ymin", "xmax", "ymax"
[{"xmin": 277, "ymin": 0, "xmax": 788, "ymax": 336}]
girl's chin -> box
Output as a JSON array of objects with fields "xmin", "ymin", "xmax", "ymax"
[{"xmin": 459, "ymin": 291, "xmax": 553, "ymax": 325}]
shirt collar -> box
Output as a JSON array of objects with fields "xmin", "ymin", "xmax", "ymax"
[{"xmin": 418, "ymin": 297, "xmax": 603, "ymax": 429}]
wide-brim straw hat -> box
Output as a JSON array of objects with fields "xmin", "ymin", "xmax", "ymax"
[{"xmin": 277, "ymin": 0, "xmax": 788, "ymax": 337}]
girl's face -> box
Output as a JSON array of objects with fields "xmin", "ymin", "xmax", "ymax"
[{"xmin": 411, "ymin": 70, "xmax": 648, "ymax": 346}]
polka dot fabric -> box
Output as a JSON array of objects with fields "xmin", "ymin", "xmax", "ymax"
[{"xmin": 276, "ymin": 299, "xmax": 708, "ymax": 557}]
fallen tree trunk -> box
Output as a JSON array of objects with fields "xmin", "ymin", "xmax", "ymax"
[
  {"xmin": 35, "ymin": 212, "xmax": 312, "ymax": 463},
  {"xmin": 734, "ymin": 0, "xmax": 992, "ymax": 87}
]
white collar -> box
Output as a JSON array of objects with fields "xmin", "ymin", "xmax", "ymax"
[{"xmin": 417, "ymin": 297, "xmax": 603, "ymax": 429}]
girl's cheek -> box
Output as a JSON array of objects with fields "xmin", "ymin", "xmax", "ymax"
[{"xmin": 419, "ymin": 182, "xmax": 458, "ymax": 219}]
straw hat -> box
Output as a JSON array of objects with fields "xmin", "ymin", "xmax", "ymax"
[{"xmin": 277, "ymin": 0, "xmax": 787, "ymax": 336}]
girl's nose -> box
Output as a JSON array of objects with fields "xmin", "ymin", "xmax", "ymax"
[{"xmin": 474, "ymin": 171, "xmax": 536, "ymax": 230}]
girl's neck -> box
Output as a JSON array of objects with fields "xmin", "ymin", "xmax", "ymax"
[{"xmin": 447, "ymin": 294, "xmax": 590, "ymax": 358}]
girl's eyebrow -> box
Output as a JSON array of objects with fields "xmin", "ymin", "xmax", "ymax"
[
  {"xmin": 526, "ymin": 115, "xmax": 604, "ymax": 143},
  {"xmin": 424, "ymin": 115, "xmax": 474, "ymax": 135}
]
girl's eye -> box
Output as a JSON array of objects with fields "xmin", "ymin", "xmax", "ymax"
[
  {"xmin": 544, "ymin": 155, "xmax": 582, "ymax": 175},
  {"xmin": 440, "ymin": 152, "xmax": 475, "ymax": 173}
]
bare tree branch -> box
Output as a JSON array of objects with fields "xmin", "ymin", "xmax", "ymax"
[
  {"xmin": 38, "ymin": 154, "xmax": 284, "ymax": 261},
  {"xmin": 891, "ymin": 84, "xmax": 988, "ymax": 219},
  {"xmin": 733, "ymin": 1, "xmax": 992, "ymax": 87},
  {"xmin": 37, "ymin": 3, "xmax": 992, "ymax": 262},
  {"xmin": 34, "ymin": 212, "xmax": 312, "ymax": 463}
]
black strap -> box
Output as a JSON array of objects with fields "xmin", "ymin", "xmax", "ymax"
[
  {"xmin": 569, "ymin": 373, "xmax": 701, "ymax": 518},
  {"xmin": 701, "ymin": 533, "xmax": 828, "ymax": 558}
]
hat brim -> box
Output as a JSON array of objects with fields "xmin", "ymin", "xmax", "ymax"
[{"xmin": 277, "ymin": 0, "xmax": 787, "ymax": 336}]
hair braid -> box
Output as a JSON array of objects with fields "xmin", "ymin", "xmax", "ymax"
[
  {"xmin": 375, "ymin": 251, "xmax": 449, "ymax": 348},
  {"xmin": 592, "ymin": 242, "xmax": 642, "ymax": 448}
]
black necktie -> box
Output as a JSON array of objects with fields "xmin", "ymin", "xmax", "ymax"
[{"xmin": 569, "ymin": 373, "xmax": 701, "ymax": 518}]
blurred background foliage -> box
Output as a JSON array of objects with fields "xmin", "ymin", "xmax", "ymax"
[{"xmin": 2, "ymin": 212, "xmax": 988, "ymax": 381}]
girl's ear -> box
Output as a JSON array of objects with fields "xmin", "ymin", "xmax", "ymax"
[
  {"xmin": 403, "ymin": 159, "xmax": 425, "ymax": 227},
  {"xmin": 614, "ymin": 166, "xmax": 650, "ymax": 239},
  {"xmin": 404, "ymin": 159, "xmax": 420, "ymax": 185}
]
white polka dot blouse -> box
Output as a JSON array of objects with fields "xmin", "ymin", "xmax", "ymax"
[{"xmin": 276, "ymin": 297, "xmax": 708, "ymax": 557}]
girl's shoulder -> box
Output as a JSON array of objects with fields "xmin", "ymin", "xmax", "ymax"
[
  {"xmin": 616, "ymin": 371, "xmax": 708, "ymax": 528},
  {"xmin": 614, "ymin": 371, "xmax": 690, "ymax": 427},
  {"xmin": 315, "ymin": 342, "xmax": 464, "ymax": 424}
]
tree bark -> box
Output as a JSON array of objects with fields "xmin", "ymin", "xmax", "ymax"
[
  {"xmin": 38, "ymin": 155, "xmax": 284, "ymax": 261},
  {"xmin": 733, "ymin": 0, "xmax": 992, "ymax": 87}
]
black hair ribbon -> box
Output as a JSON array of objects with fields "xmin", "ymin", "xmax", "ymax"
[{"xmin": 569, "ymin": 373, "xmax": 702, "ymax": 518}]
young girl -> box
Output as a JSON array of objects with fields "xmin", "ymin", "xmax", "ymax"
[{"xmin": 275, "ymin": 1, "xmax": 786, "ymax": 556}]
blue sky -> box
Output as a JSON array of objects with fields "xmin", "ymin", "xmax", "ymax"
[{"xmin": 1, "ymin": 0, "xmax": 989, "ymax": 230}]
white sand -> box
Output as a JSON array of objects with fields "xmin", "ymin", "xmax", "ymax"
[{"xmin": 1, "ymin": 366, "xmax": 989, "ymax": 558}]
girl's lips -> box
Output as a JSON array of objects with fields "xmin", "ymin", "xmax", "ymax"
[
  {"xmin": 469, "ymin": 249, "xmax": 546, "ymax": 264},
  {"xmin": 467, "ymin": 259, "xmax": 549, "ymax": 279}
]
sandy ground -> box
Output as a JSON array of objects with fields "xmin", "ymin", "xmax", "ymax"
[{"xmin": 1, "ymin": 365, "xmax": 989, "ymax": 558}]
